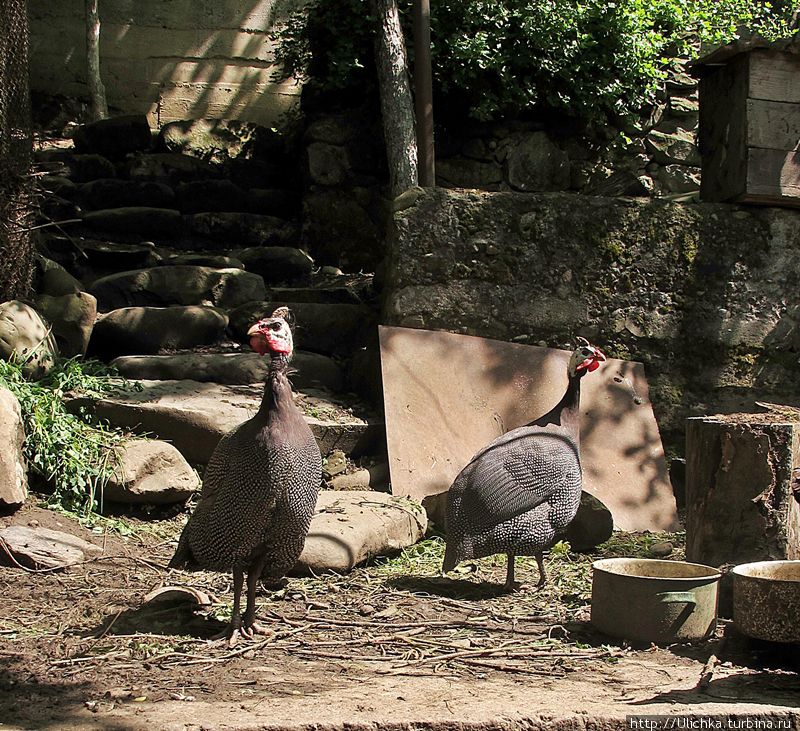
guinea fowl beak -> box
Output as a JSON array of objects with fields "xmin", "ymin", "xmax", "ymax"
[{"xmin": 247, "ymin": 322, "xmax": 269, "ymax": 356}]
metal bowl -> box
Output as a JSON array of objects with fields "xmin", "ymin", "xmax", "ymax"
[
  {"xmin": 591, "ymin": 558, "xmax": 721, "ymax": 644},
  {"xmin": 732, "ymin": 560, "xmax": 800, "ymax": 643}
]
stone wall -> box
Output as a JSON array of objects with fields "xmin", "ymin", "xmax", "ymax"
[
  {"xmin": 383, "ymin": 188, "xmax": 800, "ymax": 458},
  {"xmin": 28, "ymin": 0, "xmax": 304, "ymax": 127}
]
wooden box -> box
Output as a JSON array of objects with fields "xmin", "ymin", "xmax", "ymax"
[{"xmin": 697, "ymin": 48, "xmax": 800, "ymax": 206}]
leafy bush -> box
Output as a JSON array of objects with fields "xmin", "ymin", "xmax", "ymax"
[
  {"xmin": 275, "ymin": 0, "xmax": 794, "ymax": 124},
  {"xmin": 0, "ymin": 356, "xmax": 134, "ymax": 515}
]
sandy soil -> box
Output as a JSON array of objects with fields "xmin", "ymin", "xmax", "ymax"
[{"xmin": 1, "ymin": 503, "xmax": 798, "ymax": 731}]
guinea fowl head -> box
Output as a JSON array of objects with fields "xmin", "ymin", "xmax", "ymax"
[
  {"xmin": 247, "ymin": 307, "xmax": 294, "ymax": 358},
  {"xmin": 567, "ymin": 337, "xmax": 605, "ymax": 378}
]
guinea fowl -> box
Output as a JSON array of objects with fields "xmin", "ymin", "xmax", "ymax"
[
  {"xmin": 442, "ymin": 338, "xmax": 605, "ymax": 592},
  {"xmin": 169, "ymin": 307, "xmax": 322, "ymax": 644}
]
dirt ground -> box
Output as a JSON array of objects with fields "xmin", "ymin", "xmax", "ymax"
[{"xmin": 1, "ymin": 501, "xmax": 798, "ymax": 731}]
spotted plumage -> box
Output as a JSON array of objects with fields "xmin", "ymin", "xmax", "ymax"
[
  {"xmin": 169, "ymin": 310, "xmax": 322, "ymax": 643},
  {"xmin": 442, "ymin": 339, "xmax": 605, "ymax": 591}
]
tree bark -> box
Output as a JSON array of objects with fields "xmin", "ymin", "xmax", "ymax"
[
  {"xmin": 85, "ymin": 0, "xmax": 108, "ymax": 121},
  {"xmin": 371, "ymin": 0, "xmax": 417, "ymax": 197}
]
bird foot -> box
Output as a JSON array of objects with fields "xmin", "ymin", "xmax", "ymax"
[
  {"xmin": 502, "ymin": 580, "xmax": 525, "ymax": 593},
  {"xmin": 210, "ymin": 615, "xmax": 274, "ymax": 648}
]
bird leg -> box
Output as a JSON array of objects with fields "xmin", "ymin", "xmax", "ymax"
[
  {"xmin": 239, "ymin": 560, "xmax": 275, "ymax": 641},
  {"xmin": 503, "ymin": 552, "xmax": 521, "ymax": 592},
  {"xmin": 210, "ymin": 566, "xmax": 245, "ymax": 646},
  {"xmin": 535, "ymin": 552, "xmax": 547, "ymax": 588}
]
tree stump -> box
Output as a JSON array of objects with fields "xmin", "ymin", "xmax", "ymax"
[{"xmin": 686, "ymin": 413, "xmax": 800, "ymax": 567}]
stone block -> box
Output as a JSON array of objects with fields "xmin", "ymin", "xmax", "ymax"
[{"xmin": 0, "ymin": 525, "xmax": 101, "ymax": 570}]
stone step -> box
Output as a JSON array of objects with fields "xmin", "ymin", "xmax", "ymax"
[
  {"xmin": 89, "ymin": 265, "xmax": 266, "ymax": 312},
  {"xmin": 229, "ymin": 301, "xmax": 375, "ymax": 356},
  {"xmin": 66, "ymin": 380, "xmax": 384, "ymax": 464},
  {"xmin": 88, "ymin": 306, "xmax": 229, "ymax": 359},
  {"xmin": 110, "ymin": 350, "xmax": 345, "ymax": 393}
]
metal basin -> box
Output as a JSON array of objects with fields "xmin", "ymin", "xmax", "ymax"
[
  {"xmin": 591, "ymin": 558, "xmax": 721, "ymax": 644},
  {"xmin": 732, "ymin": 560, "xmax": 800, "ymax": 643}
]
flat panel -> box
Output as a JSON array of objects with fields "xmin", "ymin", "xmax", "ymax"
[
  {"xmin": 746, "ymin": 98, "xmax": 800, "ymax": 151},
  {"xmin": 379, "ymin": 326, "xmax": 678, "ymax": 532},
  {"xmin": 746, "ymin": 147, "xmax": 800, "ymax": 200},
  {"xmin": 748, "ymin": 50, "xmax": 800, "ymax": 103}
]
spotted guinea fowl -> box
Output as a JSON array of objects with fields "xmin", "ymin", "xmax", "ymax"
[
  {"xmin": 169, "ymin": 307, "xmax": 322, "ymax": 644},
  {"xmin": 442, "ymin": 338, "xmax": 605, "ymax": 591}
]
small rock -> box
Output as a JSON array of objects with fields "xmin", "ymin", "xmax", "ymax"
[
  {"xmin": 648, "ymin": 541, "xmax": 674, "ymax": 558},
  {"xmin": 324, "ymin": 450, "xmax": 348, "ymax": 477},
  {"xmin": 359, "ymin": 604, "xmax": 376, "ymax": 616},
  {"xmin": 105, "ymin": 438, "xmax": 200, "ymax": 505}
]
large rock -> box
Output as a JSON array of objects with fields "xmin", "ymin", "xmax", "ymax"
[
  {"xmin": 506, "ymin": 132, "xmax": 570, "ymax": 192},
  {"xmin": 185, "ymin": 212, "xmax": 299, "ymax": 249},
  {"xmin": 302, "ymin": 189, "xmax": 381, "ymax": 271},
  {"xmin": 127, "ymin": 153, "xmax": 219, "ymax": 184},
  {"xmin": 110, "ymin": 350, "xmax": 344, "ymax": 392},
  {"xmin": 104, "ymin": 438, "xmax": 200, "ymax": 505},
  {"xmin": 174, "ymin": 179, "xmax": 248, "ymax": 214},
  {"xmin": 72, "ymin": 114, "xmax": 152, "ymax": 157},
  {"xmin": 75, "ymin": 179, "xmax": 175, "ymax": 210},
  {"xmin": 229, "ymin": 301, "xmax": 374, "ymax": 356},
  {"xmin": 0, "ymin": 388, "xmax": 27, "ymax": 508},
  {"xmin": 307, "ymin": 142, "xmax": 350, "ymax": 186},
  {"xmin": 34, "ymin": 256, "xmax": 82, "ymax": 296},
  {"xmin": 294, "ymin": 491, "xmax": 427, "ymax": 574},
  {"xmin": 247, "ymin": 189, "xmax": 301, "ymax": 217},
  {"xmin": 236, "ymin": 246, "xmax": 314, "ymax": 284},
  {"xmin": 78, "ymin": 241, "xmax": 159, "ymax": 273},
  {"xmin": 67, "ymin": 381, "xmax": 382, "ymax": 464},
  {"xmin": 645, "ymin": 129, "xmax": 700, "ymax": 166},
  {"xmin": 65, "ymin": 154, "xmax": 117, "ymax": 183},
  {"xmin": 0, "ymin": 300, "xmax": 58, "ymax": 378},
  {"xmin": 0, "ymin": 525, "xmax": 102, "ymax": 570},
  {"xmin": 89, "ymin": 306, "xmax": 228, "ymax": 358},
  {"xmin": 89, "ymin": 266, "xmax": 265, "ymax": 312},
  {"xmin": 82, "ymin": 207, "xmax": 184, "ymax": 240},
  {"xmin": 158, "ymin": 119, "xmax": 286, "ymax": 164},
  {"xmin": 33, "ymin": 291, "xmax": 97, "ymax": 357},
  {"xmin": 436, "ymin": 158, "xmax": 503, "ymax": 189}
]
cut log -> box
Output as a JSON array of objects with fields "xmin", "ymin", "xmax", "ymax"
[{"xmin": 686, "ymin": 414, "xmax": 800, "ymax": 567}]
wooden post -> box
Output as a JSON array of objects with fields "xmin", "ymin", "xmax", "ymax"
[
  {"xmin": 413, "ymin": 0, "xmax": 435, "ymax": 187},
  {"xmin": 686, "ymin": 414, "xmax": 800, "ymax": 567}
]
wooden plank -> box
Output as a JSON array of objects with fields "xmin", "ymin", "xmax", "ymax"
[
  {"xmin": 699, "ymin": 55, "xmax": 749, "ymax": 202},
  {"xmin": 748, "ymin": 50, "xmax": 800, "ymax": 103},
  {"xmin": 740, "ymin": 147, "xmax": 800, "ymax": 205},
  {"xmin": 746, "ymin": 98, "xmax": 800, "ymax": 151}
]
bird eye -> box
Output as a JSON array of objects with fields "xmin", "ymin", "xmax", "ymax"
[{"xmin": 269, "ymin": 321, "xmax": 282, "ymax": 331}]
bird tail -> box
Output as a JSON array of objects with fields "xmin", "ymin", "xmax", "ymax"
[{"xmin": 167, "ymin": 531, "xmax": 192, "ymax": 569}]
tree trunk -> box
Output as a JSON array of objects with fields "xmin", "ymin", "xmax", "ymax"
[
  {"xmin": 686, "ymin": 414, "xmax": 800, "ymax": 568},
  {"xmin": 371, "ymin": 0, "xmax": 417, "ymax": 197},
  {"xmin": 85, "ymin": 0, "xmax": 108, "ymax": 121}
]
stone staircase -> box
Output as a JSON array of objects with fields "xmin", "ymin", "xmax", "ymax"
[{"xmin": 31, "ymin": 114, "xmax": 388, "ymax": 498}]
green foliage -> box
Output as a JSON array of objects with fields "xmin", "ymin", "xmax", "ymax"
[
  {"xmin": 275, "ymin": 0, "xmax": 794, "ymax": 124},
  {"xmin": 0, "ymin": 356, "xmax": 134, "ymax": 515}
]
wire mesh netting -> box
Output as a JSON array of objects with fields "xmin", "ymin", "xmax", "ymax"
[{"xmin": 0, "ymin": 0, "xmax": 34, "ymax": 301}]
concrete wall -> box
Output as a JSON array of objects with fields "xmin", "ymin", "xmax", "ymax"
[
  {"xmin": 28, "ymin": 0, "xmax": 305, "ymax": 127},
  {"xmin": 383, "ymin": 188, "xmax": 800, "ymax": 457}
]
